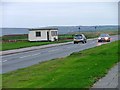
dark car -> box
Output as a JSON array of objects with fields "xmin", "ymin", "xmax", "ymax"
[
  {"xmin": 98, "ymin": 34, "xmax": 111, "ymax": 42},
  {"xmin": 74, "ymin": 34, "xmax": 87, "ymax": 44}
]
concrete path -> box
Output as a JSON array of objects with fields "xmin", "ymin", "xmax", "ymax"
[{"xmin": 92, "ymin": 63, "xmax": 119, "ymax": 88}]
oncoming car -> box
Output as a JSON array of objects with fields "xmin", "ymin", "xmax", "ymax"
[
  {"xmin": 98, "ymin": 34, "xmax": 111, "ymax": 42},
  {"xmin": 73, "ymin": 34, "xmax": 87, "ymax": 44}
]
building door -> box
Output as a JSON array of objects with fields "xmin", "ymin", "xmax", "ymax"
[{"xmin": 47, "ymin": 31, "xmax": 49, "ymax": 41}]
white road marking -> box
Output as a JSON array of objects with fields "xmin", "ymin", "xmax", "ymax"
[
  {"xmin": 31, "ymin": 53, "xmax": 41, "ymax": 56},
  {"xmin": 3, "ymin": 60, "xmax": 7, "ymax": 62},
  {"xmin": 48, "ymin": 49, "xmax": 59, "ymax": 52},
  {"xmin": 19, "ymin": 55, "xmax": 32, "ymax": 58},
  {"xmin": 2, "ymin": 50, "xmax": 39, "ymax": 58},
  {"xmin": 19, "ymin": 53, "xmax": 41, "ymax": 58},
  {"xmin": 0, "ymin": 60, "xmax": 8, "ymax": 63}
]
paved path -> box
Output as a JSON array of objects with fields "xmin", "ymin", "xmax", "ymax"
[{"xmin": 92, "ymin": 63, "xmax": 119, "ymax": 88}]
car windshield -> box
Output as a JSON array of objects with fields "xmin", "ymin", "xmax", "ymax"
[
  {"xmin": 74, "ymin": 35, "xmax": 82, "ymax": 39},
  {"xmin": 100, "ymin": 34, "xmax": 109, "ymax": 37}
]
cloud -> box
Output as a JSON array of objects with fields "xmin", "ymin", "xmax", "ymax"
[
  {"xmin": 2, "ymin": 2, "xmax": 118, "ymax": 27},
  {"xmin": 1, "ymin": 0, "xmax": 119, "ymax": 2}
]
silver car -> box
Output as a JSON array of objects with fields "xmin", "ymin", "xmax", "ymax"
[{"xmin": 74, "ymin": 34, "xmax": 87, "ymax": 44}]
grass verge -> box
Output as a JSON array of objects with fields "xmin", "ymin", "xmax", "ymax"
[
  {"xmin": 1, "ymin": 40, "xmax": 72, "ymax": 51},
  {"xmin": 2, "ymin": 40, "xmax": 119, "ymax": 88}
]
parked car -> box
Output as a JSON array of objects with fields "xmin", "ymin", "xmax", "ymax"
[
  {"xmin": 74, "ymin": 34, "xmax": 87, "ymax": 44},
  {"xmin": 98, "ymin": 34, "xmax": 111, "ymax": 42}
]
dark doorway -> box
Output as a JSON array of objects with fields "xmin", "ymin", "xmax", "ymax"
[{"xmin": 47, "ymin": 31, "xmax": 49, "ymax": 41}]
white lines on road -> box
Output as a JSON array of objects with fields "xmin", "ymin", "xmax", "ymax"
[
  {"xmin": 48, "ymin": 49, "xmax": 59, "ymax": 52},
  {"xmin": 3, "ymin": 60, "xmax": 7, "ymax": 62},
  {"xmin": 32, "ymin": 53, "xmax": 41, "ymax": 56},
  {"xmin": 19, "ymin": 53, "xmax": 41, "ymax": 59},
  {"xmin": 0, "ymin": 60, "xmax": 8, "ymax": 63},
  {"xmin": 19, "ymin": 49, "xmax": 59, "ymax": 59},
  {"xmin": 19, "ymin": 55, "xmax": 32, "ymax": 58}
]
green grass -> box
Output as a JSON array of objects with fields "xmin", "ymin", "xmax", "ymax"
[
  {"xmin": 0, "ymin": 74, "xmax": 2, "ymax": 89},
  {"xmin": 1, "ymin": 40, "xmax": 72, "ymax": 51},
  {"xmin": 2, "ymin": 40, "xmax": 119, "ymax": 88},
  {"xmin": 2, "ymin": 34, "xmax": 28, "ymax": 41}
]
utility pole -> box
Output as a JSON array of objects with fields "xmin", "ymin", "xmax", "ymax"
[
  {"xmin": 94, "ymin": 26, "xmax": 97, "ymax": 39},
  {"xmin": 95, "ymin": 26, "xmax": 97, "ymax": 31},
  {"xmin": 78, "ymin": 27, "xmax": 80, "ymax": 34}
]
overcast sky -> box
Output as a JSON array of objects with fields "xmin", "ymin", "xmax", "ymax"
[{"xmin": 1, "ymin": 0, "xmax": 119, "ymax": 28}]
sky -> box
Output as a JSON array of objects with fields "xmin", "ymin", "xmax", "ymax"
[{"xmin": 1, "ymin": 0, "xmax": 119, "ymax": 28}]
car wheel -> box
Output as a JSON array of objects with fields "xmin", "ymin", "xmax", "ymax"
[{"xmin": 82, "ymin": 41, "xmax": 85, "ymax": 44}]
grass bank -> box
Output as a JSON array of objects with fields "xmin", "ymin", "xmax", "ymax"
[
  {"xmin": 1, "ymin": 30, "xmax": 118, "ymax": 51},
  {"xmin": 1, "ymin": 40, "xmax": 71, "ymax": 51},
  {"xmin": 2, "ymin": 40, "xmax": 119, "ymax": 88}
]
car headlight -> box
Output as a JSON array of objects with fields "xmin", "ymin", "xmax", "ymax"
[
  {"xmin": 98, "ymin": 37, "xmax": 101, "ymax": 40},
  {"xmin": 105, "ymin": 37, "xmax": 108, "ymax": 40}
]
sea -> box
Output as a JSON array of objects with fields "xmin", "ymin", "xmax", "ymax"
[{"xmin": 1, "ymin": 25, "xmax": 117, "ymax": 36}]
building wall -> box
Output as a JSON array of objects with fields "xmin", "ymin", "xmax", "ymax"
[
  {"xmin": 50, "ymin": 30, "xmax": 58, "ymax": 41},
  {"xmin": 28, "ymin": 30, "xmax": 48, "ymax": 41},
  {"xmin": 28, "ymin": 29, "xmax": 58, "ymax": 41}
]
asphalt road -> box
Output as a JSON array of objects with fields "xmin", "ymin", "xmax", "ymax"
[
  {"xmin": 92, "ymin": 62, "xmax": 119, "ymax": 88},
  {"xmin": 1, "ymin": 35, "xmax": 118, "ymax": 74}
]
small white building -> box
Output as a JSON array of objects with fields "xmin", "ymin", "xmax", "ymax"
[{"xmin": 28, "ymin": 28, "xmax": 58, "ymax": 41}]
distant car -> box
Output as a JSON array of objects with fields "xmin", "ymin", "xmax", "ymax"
[
  {"xmin": 74, "ymin": 34, "xmax": 87, "ymax": 44},
  {"xmin": 98, "ymin": 34, "xmax": 111, "ymax": 42}
]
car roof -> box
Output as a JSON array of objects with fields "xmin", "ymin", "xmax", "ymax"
[
  {"xmin": 100, "ymin": 33, "xmax": 109, "ymax": 35},
  {"xmin": 75, "ymin": 34, "xmax": 84, "ymax": 36}
]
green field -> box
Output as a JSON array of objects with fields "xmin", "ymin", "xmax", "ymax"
[
  {"xmin": 1, "ymin": 40, "xmax": 71, "ymax": 51},
  {"xmin": 2, "ymin": 34, "xmax": 28, "ymax": 41},
  {"xmin": 59, "ymin": 30, "xmax": 118, "ymax": 39},
  {"xmin": 2, "ymin": 40, "xmax": 119, "ymax": 88},
  {"xmin": 1, "ymin": 34, "xmax": 72, "ymax": 51}
]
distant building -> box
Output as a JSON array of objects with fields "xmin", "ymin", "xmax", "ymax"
[{"xmin": 28, "ymin": 28, "xmax": 58, "ymax": 41}]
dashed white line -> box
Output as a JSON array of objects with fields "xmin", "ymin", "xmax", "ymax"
[
  {"xmin": 19, "ymin": 55, "xmax": 32, "ymax": 58},
  {"xmin": 3, "ymin": 60, "xmax": 7, "ymax": 62},
  {"xmin": 19, "ymin": 53, "xmax": 41, "ymax": 58},
  {"xmin": 48, "ymin": 49, "xmax": 59, "ymax": 52},
  {"xmin": 0, "ymin": 60, "xmax": 8, "ymax": 63},
  {"xmin": 32, "ymin": 53, "xmax": 41, "ymax": 56}
]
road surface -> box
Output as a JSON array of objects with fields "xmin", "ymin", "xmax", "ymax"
[
  {"xmin": 92, "ymin": 62, "xmax": 119, "ymax": 88},
  {"xmin": 1, "ymin": 35, "xmax": 118, "ymax": 74}
]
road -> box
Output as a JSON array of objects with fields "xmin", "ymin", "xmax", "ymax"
[
  {"xmin": 92, "ymin": 62, "xmax": 119, "ymax": 88},
  {"xmin": 1, "ymin": 35, "xmax": 118, "ymax": 74}
]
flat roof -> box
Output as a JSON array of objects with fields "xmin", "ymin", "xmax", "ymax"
[{"xmin": 29, "ymin": 28, "xmax": 58, "ymax": 31}]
